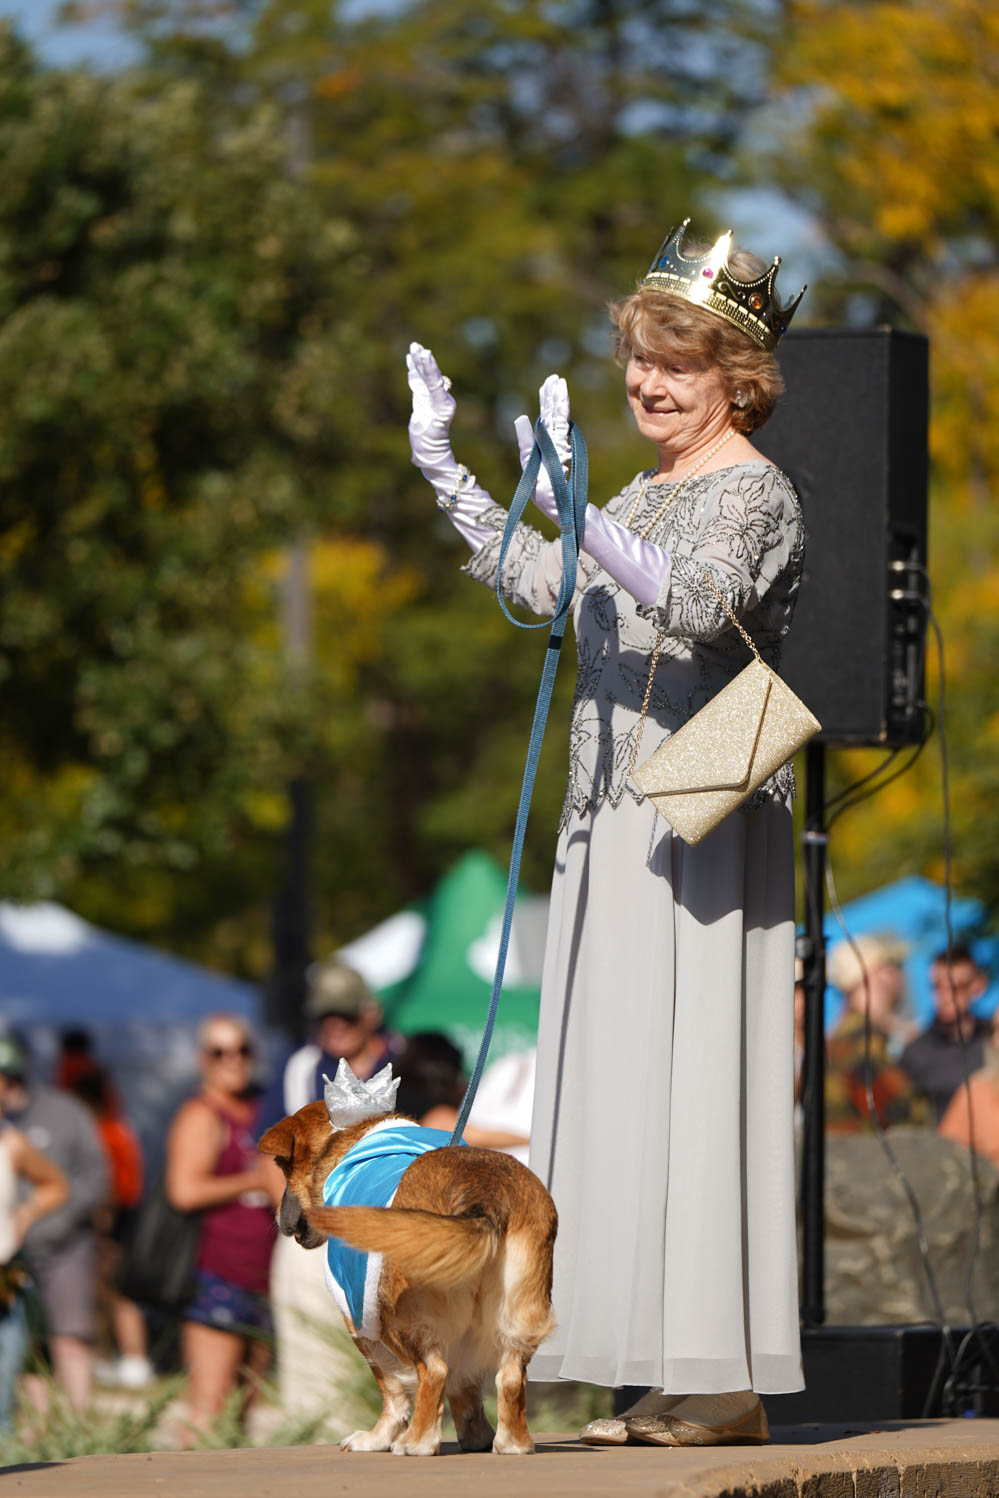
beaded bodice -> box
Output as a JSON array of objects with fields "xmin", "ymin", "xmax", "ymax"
[{"xmin": 461, "ymin": 460, "xmax": 804, "ymax": 827}]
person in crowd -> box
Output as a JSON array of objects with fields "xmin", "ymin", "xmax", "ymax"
[
  {"xmin": 69, "ymin": 1069, "xmax": 152, "ymax": 1392},
  {"xmin": 259, "ymin": 960, "xmax": 397, "ymax": 1132},
  {"xmin": 165, "ymin": 1013, "xmax": 282, "ymax": 1444},
  {"xmin": 825, "ymin": 934, "xmax": 930, "ymax": 1132},
  {"xmin": 901, "ymin": 944, "xmax": 991, "ymax": 1122},
  {"xmin": 938, "ymin": 1007, "xmax": 999, "ymax": 1168},
  {"xmin": 408, "ymin": 219, "xmax": 808, "ymax": 1445},
  {"xmin": 393, "ymin": 1030, "xmax": 466, "ymax": 1123},
  {"xmin": 393, "ymin": 1031, "xmax": 533, "ymax": 1160},
  {"xmin": 460, "ymin": 1046, "xmax": 536, "ymax": 1165},
  {"xmin": 264, "ymin": 960, "xmax": 401, "ymax": 1425},
  {"xmin": 1, "ymin": 1035, "xmax": 108, "ymax": 1413},
  {"xmin": 829, "ymin": 932, "xmax": 917, "ymax": 1055},
  {"xmin": 0, "ymin": 1035, "xmax": 69, "ymax": 1432},
  {"xmin": 53, "ymin": 1028, "xmax": 99, "ymax": 1093}
]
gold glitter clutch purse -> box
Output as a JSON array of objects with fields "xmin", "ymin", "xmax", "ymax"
[{"xmin": 630, "ymin": 574, "xmax": 820, "ymax": 846}]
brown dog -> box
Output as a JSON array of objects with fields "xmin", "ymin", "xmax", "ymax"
[{"xmin": 259, "ymin": 1101, "xmax": 557, "ymax": 1456}]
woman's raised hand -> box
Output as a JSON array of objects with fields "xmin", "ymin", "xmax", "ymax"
[
  {"xmin": 407, "ymin": 342, "xmax": 456, "ymax": 463},
  {"xmin": 514, "ymin": 374, "xmax": 572, "ymax": 524},
  {"xmin": 405, "ymin": 342, "xmax": 498, "ymax": 545},
  {"xmin": 406, "ymin": 341, "xmax": 475, "ymax": 509}
]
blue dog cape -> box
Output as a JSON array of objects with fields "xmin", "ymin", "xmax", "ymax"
[{"xmin": 322, "ymin": 1119, "xmax": 464, "ymax": 1340}]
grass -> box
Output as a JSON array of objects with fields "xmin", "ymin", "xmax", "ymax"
[
  {"xmin": 0, "ymin": 1309, "xmax": 612, "ymax": 1467},
  {"xmin": 0, "ymin": 1371, "xmax": 610, "ymax": 1466},
  {"xmin": 0, "ymin": 1378, "xmax": 181, "ymax": 1464},
  {"xmin": 0, "ymin": 1364, "xmax": 334, "ymax": 1468}
]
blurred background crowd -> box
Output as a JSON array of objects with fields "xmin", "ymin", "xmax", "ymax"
[
  {"xmin": 0, "ymin": 955, "xmax": 536, "ymax": 1445},
  {"xmin": 2, "ymin": 928, "xmax": 999, "ymax": 1444}
]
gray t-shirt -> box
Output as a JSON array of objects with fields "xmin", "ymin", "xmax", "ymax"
[{"xmin": 14, "ymin": 1084, "xmax": 108, "ymax": 1263}]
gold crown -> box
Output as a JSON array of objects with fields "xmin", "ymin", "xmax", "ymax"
[{"xmin": 642, "ymin": 219, "xmax": 806, "ymax": 353}]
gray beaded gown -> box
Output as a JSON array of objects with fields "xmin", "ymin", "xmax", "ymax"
[{"xmin": 461, "ymin": 459, "xmax": 805, "ymax": 1394}]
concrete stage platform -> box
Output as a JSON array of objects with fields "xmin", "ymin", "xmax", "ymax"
[{"xmin": 4, "ymin": 1421, "xmax": 999, "ymax": 1497}]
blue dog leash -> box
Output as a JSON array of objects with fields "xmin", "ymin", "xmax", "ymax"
[{"xmin": 449, "ymin": 418, "xmax": 588, "ymax": 1144}]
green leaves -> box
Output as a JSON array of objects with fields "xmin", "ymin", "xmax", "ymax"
[{"xmin": 1, "ymin": 1, "xmax": 757, "ymax": 975}]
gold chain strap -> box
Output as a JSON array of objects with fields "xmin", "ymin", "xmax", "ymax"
[
  {"xmin": 629, "ymin": 630, "xmax": 666, "ymax": 776},
  {"xmin": 700, "ymin": 568, "xmax": 763, "ymax": 664},
  {"xmin": 626, "ymin": 439, "xmax": 762, "ymax": 779}
]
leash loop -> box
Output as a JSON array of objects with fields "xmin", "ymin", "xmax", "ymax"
[{"xmin": 450, "ymin": 419, "xmax": 587, "ymax": 1143}]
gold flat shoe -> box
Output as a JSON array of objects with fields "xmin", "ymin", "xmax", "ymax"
[
  {"xmin": 579, "ymin": 1392, "xmax": 684, "ymax": 1445},
  {"xmin": 625, "ymin": 1397, "xmax": 769, "ymax": 1447},
  {"xmin": 578, "ymin": 1417, "xmax": 631, "ymax": 1445}
]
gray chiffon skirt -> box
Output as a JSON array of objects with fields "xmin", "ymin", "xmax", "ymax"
[{"xmin": 528, "ymin": 794, "xmax": 803, "ymax": 1394}]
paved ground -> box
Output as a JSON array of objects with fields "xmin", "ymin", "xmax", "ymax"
[{"xmin": 4, "ymin": 1421, "xmax": 999, "ymax": 1497}]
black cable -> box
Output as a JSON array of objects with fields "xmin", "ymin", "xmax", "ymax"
[
  {"xmin": 925, "ymin": 604, "xmax": 999, "ymax": 1406},
  {"xmin": 822, "ymin": 745, "xmax": 904, "ymax": 815},
  {"xmin": 822, "ymin": 591, "xmax": 999, "ymax": 1415},
  {"xmin": 825, "ymin": 856, "xmax": 958, "ymax": 1417},
  {"xmin": 826, "ymin": 722, "xmax": 933, "ymax": 832},
  {"xmin": 824, "ymin": 861, "xmax": 954, "ymax": 1344},
  {"xmin": 817, "ymin": 562, "xmax": 999, "ymax": 1415},
  {"xmin": 821, "ymin": 552, "xmax": 933, "ymax": 821}
]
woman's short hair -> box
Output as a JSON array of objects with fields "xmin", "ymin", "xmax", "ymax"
[
  {"xmin": 197, "ymin": 1011, "xmax": 253, "ymax": 1051},
  {"xmin": 609, "ymin": 242, "xmax": 786, "ymax": 434}
]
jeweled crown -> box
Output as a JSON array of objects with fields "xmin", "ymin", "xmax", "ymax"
[{"xmin": 642, "ymin": 219, "xmax": 806, "ymax": 353}]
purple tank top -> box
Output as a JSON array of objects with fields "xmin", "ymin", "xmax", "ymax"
[{"xmin": 196, "ymin": 1098, "xmax": 274, "ymax": 1294}]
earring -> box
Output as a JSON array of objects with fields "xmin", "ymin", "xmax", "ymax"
[{"xmin": 734, "ymin": 390, "xmax": 750, "ymax": 409}]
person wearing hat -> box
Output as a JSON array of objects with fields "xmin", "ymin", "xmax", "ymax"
[
  {"xmin": 258, "ymin": 960, "xmax": 396, "ymax": 1135},
  {"xmin": 0, "ymin": 1033, "xmax": 108, "ymax": 1414},
  {"xmin": 901, "ymin": 943, "xmax": 991, "ymax": 1122},
  {"xmin": 263, "ymin": 961, "xmax": 399, "ymax": 1425},
  {"xmin": 825, "ymin": 934, "xmax": 930, "ymax": 1133}
]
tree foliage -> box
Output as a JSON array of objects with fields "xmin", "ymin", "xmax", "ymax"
[
  {"xmin": 10, "ymin": 0, "xmax": 995, "ymax": 991},
  {"xmin": 0, "ymin": 24, "xmax": 405, "ymax": 967},
  {"xmin": 4, "ymin": 2, "xmax": 765, "ymax": 979},
  {"xmin": 769, "ymin": 0, "xmax": 999, "ymax": 915}
]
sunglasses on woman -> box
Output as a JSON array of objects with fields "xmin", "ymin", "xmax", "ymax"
[{"xmin": 205, "ymin": 1043, "xmax": 253, "ymax": 1060}]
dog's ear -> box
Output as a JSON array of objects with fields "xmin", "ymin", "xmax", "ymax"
[{"xmin": 259, "ymin": 1117, "xmax": 296, "ymax": 1163}]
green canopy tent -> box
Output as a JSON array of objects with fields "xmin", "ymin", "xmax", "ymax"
[{"xmin": 337, "ymin": 850, "xmax": 546, "ymax": 1069}]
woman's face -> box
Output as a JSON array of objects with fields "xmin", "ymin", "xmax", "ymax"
[
  {"xmin": 200, "ymin": 1021, "xmax": 255, "ymax": 1096},
  {"xmin": 625, "ymin": 346, "xmax": 732, "ymax": 455}
]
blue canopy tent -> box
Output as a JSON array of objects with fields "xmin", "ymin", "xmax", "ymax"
[
  {"xmin": 822, "ymin": 876, "xmax": 999, "ymax": 1030},
  {"xmin": 0, "ymin": 902, "xmax": 262, "ymax": 1164}
]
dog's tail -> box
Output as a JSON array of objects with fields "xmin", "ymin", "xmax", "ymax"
[{"xmin": 306, "ymin": 1205, "xmax": 499, "ymax": 1288}]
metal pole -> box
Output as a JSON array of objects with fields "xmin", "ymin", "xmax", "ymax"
[
  {"xmin": 267, "ymin": 541, "xmax": 313, "ymax": 1036},
  {"xmin": 801, "ymin": 740, "xmax": 827, "ymax": 1327}
]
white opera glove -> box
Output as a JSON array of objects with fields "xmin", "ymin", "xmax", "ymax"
[
  {"xmin": 513, "ymin": 374, "xmax": 572, "ymax": 525},
  {"xmin": 406, "ymin": 341, "xmax": 496, "ymax": 551},
  {"xmin": 578, "ymin": 505, "xmax": 672, "ymax": 608},
  {"xmin": 513, "ymin": 373, "xmax": 670, "ymax": 605}
]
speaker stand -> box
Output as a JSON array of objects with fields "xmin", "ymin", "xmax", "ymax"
[{"xmin": 801, "ymin": 741, "xmax": 827, "ymax": 1326}]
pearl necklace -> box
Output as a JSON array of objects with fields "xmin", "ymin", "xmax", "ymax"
[{"xmin": 624, "ymin": 428, "xmax": 737, "ymax": 535}]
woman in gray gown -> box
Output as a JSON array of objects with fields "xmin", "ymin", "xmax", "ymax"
[{"xmin": 406, "ymin": 221, "xmax": 806, "ymax": 1447}]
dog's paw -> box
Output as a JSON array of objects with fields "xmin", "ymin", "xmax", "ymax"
[
  {"xmin": 390, "ymin": 1436, "xmax": 440, "ymax": 1457},
  {"xmin": 340, "ymin": 1429, "xmax": 393, "ymax": 1452},
  {"xmin": 457, "ymin": 1429, "xmax": 494, "ymax": 1453},
  {"xmin": 492, "ymin": 1432, "xmax": 535, "ymax": 1455}
]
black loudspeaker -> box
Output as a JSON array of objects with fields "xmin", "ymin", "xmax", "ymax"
[
  {"xmin": 765, "ymin": 1324, "xmax": 999, "ymax": 1423},
  {"xmin": 754, "ymin": 329, "xmax": 929, "ymax": 746}
]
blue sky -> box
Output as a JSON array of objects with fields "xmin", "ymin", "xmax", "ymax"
[{"xmin": 0, "ymin": 0, "xmax": 140, "ymax": 67}]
